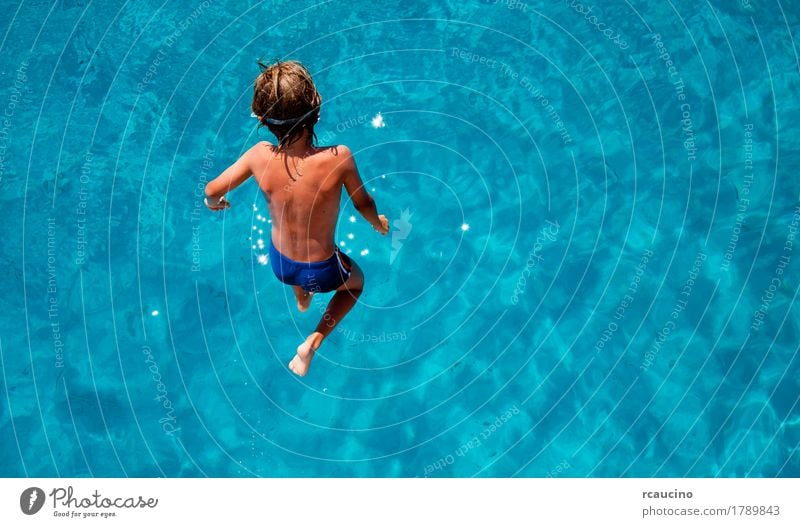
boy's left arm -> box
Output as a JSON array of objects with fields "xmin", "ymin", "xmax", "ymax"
[{"xmin": 204, "ymin": 143, "xmax": 262, "ymax": 210}]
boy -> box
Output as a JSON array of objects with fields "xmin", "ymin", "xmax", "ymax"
[{"xmin": 204, "ymin": 60, "xmax": 388, "ymax": 376}]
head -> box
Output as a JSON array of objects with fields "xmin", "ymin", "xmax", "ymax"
[{"xmin": 252, "ymin": 60, "xmax": 321, "ymax": 149}]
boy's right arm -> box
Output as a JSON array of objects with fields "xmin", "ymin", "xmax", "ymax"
[{"xmin": 341, "ymin": 146, "xmax": 389, "ymax": 235}]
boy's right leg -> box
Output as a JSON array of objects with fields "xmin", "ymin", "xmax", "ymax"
[{"xmin": 289, "ymin": 261, "xmax": 364, "ymax": 377}]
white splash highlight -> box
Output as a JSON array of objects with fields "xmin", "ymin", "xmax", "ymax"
[{"xmin": 371, "ymin": 112, "xmax": 385, "ymax": 128}]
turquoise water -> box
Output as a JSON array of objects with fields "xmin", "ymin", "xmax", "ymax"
[{"xmin": 1, "ymin": 0, "xmax": 798, "ymax": 477}]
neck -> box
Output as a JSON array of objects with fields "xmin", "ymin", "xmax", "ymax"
[{"xmin": 283, "ymin": 129, "xmax": 312, "ymax": 154}]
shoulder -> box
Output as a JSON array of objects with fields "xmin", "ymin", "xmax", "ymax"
[
  {"xmin": 244, "ymin": 141, "xmax": 274, "ymax": 162},
  {"xmin": 333, "ymin": 144, "xmax": 351, "ymax": 157},
  {"xmin": 316, "ymin": 144, "xmax": 351, "ymax": 158},
  {"xmin": 313, "ymin": 144, "xmax": 353, "ymax": 166},
  {"xmin": 242, "ymin": 141, "xmax": 273, "ymax": 156},
  {"xmin": 317, "ymin": 145, "xmax": 355, "ymax": 180},
  {"xmin": 251, "ymin": 140, "xmax": 274, "ymax": 154},
  {"xmin": 323, "ymin": 145, "xmax": 355, "ymax": 167}
]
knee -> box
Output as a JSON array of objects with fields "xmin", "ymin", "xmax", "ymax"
[
  {"xmin": 350, "ymin": 283, "xmax": 364, "ymax": 297},
  {"xmin": 349, "ymin": 269, "xmax": 364, "ymax": 295}
]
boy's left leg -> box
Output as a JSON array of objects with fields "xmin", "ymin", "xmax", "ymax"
[
  {"xmin": 289, "ymin": 261, "xmax": 364, "ymax": 376},
  {"xmin": 292, "ymin": 285, "xmax": 312, "ymax": 312}
]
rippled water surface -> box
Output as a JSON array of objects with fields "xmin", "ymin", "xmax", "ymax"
[{"xmin": 1, "ymin": 0, "xmax": 798, "ymax": 477}]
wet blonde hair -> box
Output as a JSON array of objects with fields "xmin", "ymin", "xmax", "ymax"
[{"xmin": 252, "ymin": 60, "xmax": 321, "ymax": 148}]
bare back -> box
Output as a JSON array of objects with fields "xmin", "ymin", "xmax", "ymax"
[{"xmin": 252, "ymin": 142, "xmax": 347, "ymax": 262}]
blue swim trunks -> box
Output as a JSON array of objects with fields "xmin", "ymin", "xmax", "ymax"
[{"xmin": 269, "ymin": 241, "xmax": 353, "ymax": 293}]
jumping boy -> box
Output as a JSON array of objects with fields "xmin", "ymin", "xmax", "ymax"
[{"xmin": 204, "ymin": 60, "xmax": 389, "ymax": 376}]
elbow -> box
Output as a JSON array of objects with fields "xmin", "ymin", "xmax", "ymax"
[{"xmin": 354, "ymin": 195, "xmax": 374, "ymax": 211}]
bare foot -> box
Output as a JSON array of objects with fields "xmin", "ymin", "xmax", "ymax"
[{"xmin": 289, "ymin": 332, "xmax": 324, "ymax": 377}]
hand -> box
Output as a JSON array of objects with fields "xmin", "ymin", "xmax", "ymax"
[
  {"xmin": 374, "ymin": 214, "xmax": 389, "ymax": 235},
  {"xmin": 205, "ymin": 195, "xmax": 230, "ymax": 211}
]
